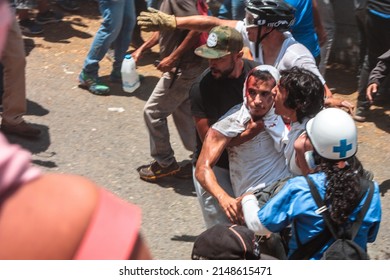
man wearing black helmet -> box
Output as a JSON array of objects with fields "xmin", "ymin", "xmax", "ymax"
[{"xmin": 137, "ymin": 0, "xmax": 354, "ymax": 112}]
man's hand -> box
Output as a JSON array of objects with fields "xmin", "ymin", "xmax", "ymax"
[
  {"xmin": 246, "ymin": 119, "xmax": 264, "ymax": 133},
  {"xmin": 156, "ymin": 56, "xmax": 176, "ymax": 73},
  {"xmin": 137, "ymin": 8, "xmax": 177, "ymax": 32},
  {"xmin": 325, "ymin": 96, "xmax": 355, "ymax": 115},
  {"xmin": 131, "ymin": 48, "xmax": 143, "ymax": 63},
  {"xmin": 366, "ymin": 83, "xmax": 378, "ymax": 104},
  {"xmin": 217, "ymin": 193, "xmax": 243, "ymax": 224}
]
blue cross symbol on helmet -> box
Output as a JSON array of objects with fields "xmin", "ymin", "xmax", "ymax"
[{"xmin": 333, "ymin": 139, "xmax": 353, "ymax": 158}]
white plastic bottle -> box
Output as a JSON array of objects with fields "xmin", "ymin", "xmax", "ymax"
[{"xmin": 121, "ymin": 54, "xmax": 140, "ymax": 93}]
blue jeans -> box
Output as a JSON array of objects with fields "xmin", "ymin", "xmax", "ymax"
[
  {"xmin": 218, "ymin": 0, "xmax": 246, "ymax": 20},
  {"xmin": 82, "ymin": 0, "xmax": 136, "ymax": 77}
]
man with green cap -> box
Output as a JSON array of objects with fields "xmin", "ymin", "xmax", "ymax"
[{"xmin": 189, "ymin": 25, "xmax": 259, "ymax": 229}]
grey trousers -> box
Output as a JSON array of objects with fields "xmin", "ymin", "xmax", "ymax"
[
  {"xmin": 143, "ymin": 63, "xmax": 205, "ymax": 167},
  {"xmin": 193, "ymin": 165, "xmax": 234, "ymax": 229}
]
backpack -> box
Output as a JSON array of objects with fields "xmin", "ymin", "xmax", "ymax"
[{"xmin": 289, "ymin": 176, "xmax": 374, "ymax": 260}]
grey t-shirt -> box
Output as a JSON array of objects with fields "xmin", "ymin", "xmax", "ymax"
[{"xmin": 159, "ymin": 0, "xmax": 203, "ymax": 66}]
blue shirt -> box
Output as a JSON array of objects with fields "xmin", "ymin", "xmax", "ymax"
[
  {"xmin": 258, "ymin": 172, "xmax": 382, "ymax": 259},
  {"xmin": 285, "ymin": 0, "xmax": 321, "ymax": 58}
]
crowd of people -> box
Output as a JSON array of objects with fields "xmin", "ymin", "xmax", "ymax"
[{"xmin": 0, "ymin": 0, "xmax": 388, "ymax": 260}]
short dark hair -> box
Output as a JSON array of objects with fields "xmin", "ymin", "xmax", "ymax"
[
  {"xmin": 249, "ymin": 69, "xmax": 277, "ymax": 86},
  {"xmin": 279, "ymin": 67, "xmax": 324, "ymax": 123}
]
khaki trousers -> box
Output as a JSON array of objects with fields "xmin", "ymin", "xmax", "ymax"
[{"xmin": 1, "ymin": 17, "xmax": 26, "ymax": 125}]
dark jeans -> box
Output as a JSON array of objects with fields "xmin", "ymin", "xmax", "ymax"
[
  {"xmin": 357, "ymin": 11, "xmax": 390, "ymax": 108},
  {"xmin": 355, "ymin": 8, "xmax": 368, "ymax": 71}
]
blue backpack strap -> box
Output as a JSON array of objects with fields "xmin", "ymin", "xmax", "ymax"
[{"xmin": 289, "ymin": 176, "xmax": 374, "ymax": 260}]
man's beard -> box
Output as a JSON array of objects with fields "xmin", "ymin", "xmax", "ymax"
[{"xmin": 210, "ymin": 60, "xmax": 235, "ymax": 79}]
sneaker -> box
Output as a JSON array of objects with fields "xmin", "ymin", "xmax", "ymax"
[
  {"xmin": 1, "ymin": 121, "xmax": 41, "ymax": 138},
  {"xmin": 79, "ymin": 71, "xmax": 110, "ymax": 95},
  {"xmin": 174, "ymin": 162, "xmax": 193, "ymax": 179},
  {"xmin": 138, "ymin": 160, "xmax": 180, "ymax": 182},
  {"xmin": 36, "ymin": 10, "xmax": 63, "ymax": 25},
  {"xmin": 57, "ymin": 0, "xmax": 80, "ymax": 12},
  {"xmin": 19, "ymin": 19, "xmax": 44, "ymax": 35},
  {"xmin": 353, "ymin": 106, "xmax": 368, "ymax": 122}
]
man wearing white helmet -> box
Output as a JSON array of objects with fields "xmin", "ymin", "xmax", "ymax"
[{"xmin": 241, "ymin": 108, "xmax": 382, "ymax": 259}]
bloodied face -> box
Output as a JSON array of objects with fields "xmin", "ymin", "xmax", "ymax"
[{"xmin": 245, "ymin": 75, "xmax": 275, "ymax": 121}]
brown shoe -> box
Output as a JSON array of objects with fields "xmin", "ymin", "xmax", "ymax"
[
  {"xmin": 1, "ymin": 121, "xmax": 41, "ymax": 138},
  {"xmin": 138, "ymin": 160, "xmax": 180, "ymax": 182}
]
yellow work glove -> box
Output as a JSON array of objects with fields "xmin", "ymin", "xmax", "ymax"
[{"xmin": 137, "ymin": 8, "xmax": 177, "ymax": 32}]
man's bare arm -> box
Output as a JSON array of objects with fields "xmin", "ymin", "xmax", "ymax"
[
  {"xmin": 175, "ymin": 15, "xmax": 237, "ymax": 32},
  {"xmin": 157, "ymin": 30, "xmax": 202, "ymax": 72},
  {"xmin": 195, "ymin": 128, "xmax": 241, "ymax": 223},
  {"xmin": 132, "ymin": 31, "xmax": 159, "ymax": 63},
  {"xmin": 228, "ymin": 119, "xmax": 265, "ymax": 147},
  {"xmin": 138, "ymin": 8, "xmax": 238, "ymax": 33},
  {"xmin": 194, "ymin": 117, "xmax": 211, "ymax": 142}
]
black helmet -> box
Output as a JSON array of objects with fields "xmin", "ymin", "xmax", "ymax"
[{"xmin": 245, "ymin": 0, "xmax": 296, "ymax": 31}]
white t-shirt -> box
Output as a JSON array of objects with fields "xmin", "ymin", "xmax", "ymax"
[
  {"xmin": 235, "ymin": 21, "xmax": 326, "ymax": 85},
  {"xmin": 212, "ymin": 105, "xmax": 291, "ymax": 197}
]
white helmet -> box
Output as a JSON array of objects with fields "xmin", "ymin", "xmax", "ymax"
[{"xmin": 306, "ymin": 108, "xmax": 357, "ymax": 160}]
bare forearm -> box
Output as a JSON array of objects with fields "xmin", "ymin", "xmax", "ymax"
[
  {"xmin": 133, "ymin": 31, "xmax": 159, "ymax": 62},
  {"xmin": 169, "ymin": 30, "xmax": 201, "ymax": 61},
  {"xmin": 195, "ymin": 129, "xmax": 231, "ymax": 199},
  {"xmin": 195, "ymin": 164, "xmax": 227, "ymax": 200},
  {"xmin": 228, "ymin": 120, "xmax": 264, "ymax": 147},
  {"xmin": 175, "ymin": 15, "xmax": 237, "ymax": 32}
]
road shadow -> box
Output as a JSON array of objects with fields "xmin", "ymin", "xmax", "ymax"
[
  {"xmin": 3, "ymin": 99, "xmax": 55, "ymax": 168},
  {"xmin": 361, "ymin": 94, "xmax": 390, "ymax": 134},
  {"xmin": 22, "ymin": 0, "xmax": 100, "ymax": 44},
  {"xmin": 23, "ymin": 38, "xmax": 36, "ymax": 57},
  {"xmin": 26, "ymin": 99, "xmax": 50, "ymax": 117},
  {"xmin": 39, "ymin": 18, "xmax": 93, "ymax": 44},
  {"xmin": 171, "ymin": 234, "xmax": 198, "ymax": 243},
  {"xmin": 101, "ymin": 75, "xmax": 159, "ymax": 100},
  {"xmin": 365, "ymin": 105, "xmax": 390, "ymax": 134},
  {"xmin": 133, "ymin": 75, "xmax": 159, "ymax": 101},
  {"xmin": 379, "ymin": 179, "xmax": 390, "ymax": 197},
  {"xmin": 4, "ymin": 128, "xmax": 57, "ymax": 169},
  {"xmin": 3, "ymin": 124, "xmax": 56, "ymax": 169}
]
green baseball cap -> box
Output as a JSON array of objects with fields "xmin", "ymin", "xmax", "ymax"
[{"xmin": 195, "ymin": 26, "xmax": 244, "ymax": 59}]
